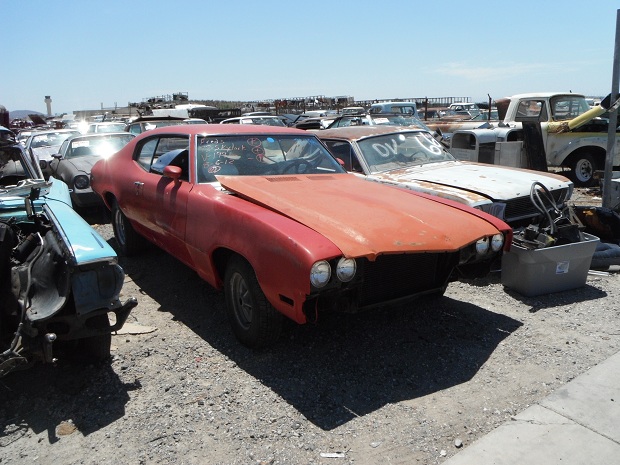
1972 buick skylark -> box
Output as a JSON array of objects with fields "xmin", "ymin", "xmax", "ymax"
[
  {"xmin": 0, "ymin": 136, "xmax": 137, "ymax": 376},
  {"xmin": 91, "ymin": 125, "xmax": 512, "ymax": 348}
]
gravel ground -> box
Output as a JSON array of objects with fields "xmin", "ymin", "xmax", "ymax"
[{"xmin": 1, "ymin": 188, "xmax": 619, "ymax": 465}]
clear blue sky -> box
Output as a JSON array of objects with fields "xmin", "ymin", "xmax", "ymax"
[{"xmin": 3, "ymin": 1, "xmax": 619, "ymax": 115}]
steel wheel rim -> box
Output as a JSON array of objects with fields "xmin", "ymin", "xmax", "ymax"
[
  {"xmin": 576, "ymin": 159, "xmax": 593, "ymax": 182},
  {"xmin": 114, "ymin": 210, "xmax": 126, "ymax": 246},
  {"xmin": 230, "ymin": 272, "xmax": 253, "ymax": 329}
]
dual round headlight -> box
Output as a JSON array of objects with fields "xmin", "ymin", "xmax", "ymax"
[
  {"xmin": 476, "ymin": 234, "xmax": 505, "ymax": 255},
  {"xmin": 310, "ymin": 257, "xmax": 357, "ymax": 288}
]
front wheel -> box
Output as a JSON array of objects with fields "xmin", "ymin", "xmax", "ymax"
[
  {"xmin": 569, "ymin": 153, "xmax": 597, "ymax": 187},
  {"xmin": 111, "ymin": 202, "xmax": 147, "ymax": 256},
  {"xmin": 224, "ymin": 256, "xmax": 283, "ymax": 348}
]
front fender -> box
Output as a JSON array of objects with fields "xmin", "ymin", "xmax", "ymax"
[{"xmin": 186, "ymin": 193, "xmax": 343, "ymax": 323}]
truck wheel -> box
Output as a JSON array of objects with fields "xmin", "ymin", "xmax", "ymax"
[
  {"xmin": 224, "ymin": 256, "xmax": 283, "ymax": 348},
  {"xmin": 81, "ymin": 314, "xmax": 112, "ymax": 361},
  {"xmin": 111, "ymin": 201, "xmax": 147, "ymax": 256},
  {"xmin": 569, "ymin": 153, "xmax": 597, "ymax": 187}
]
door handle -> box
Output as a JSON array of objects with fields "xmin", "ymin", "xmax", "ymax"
[{"xmin": 134, "ymin": 181, "xmax": 144, "ymax": 196}]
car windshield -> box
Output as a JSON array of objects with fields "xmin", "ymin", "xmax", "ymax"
[
  {"xmin": 356, "ymin": 131, "xmax": 455, "ymax": 174},
  {"xmin": 67, "ymin": 134, "xmax": 135, "ymax": 158},
  {"xmin": 196, "ymin": 134, "xmax": 345, "ymax": 182},
  {"xmin": 30, "ymin": 131, "xmax": 76, "ymax": 148},
  {"xmin": 550, "ymin": 96, "xmax": 591, "ymax": 121},
  {"xmin": 0, "ymin": 146, "xmax": 33, "ymax": 187}
]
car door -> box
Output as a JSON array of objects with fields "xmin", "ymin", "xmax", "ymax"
[{"xmin": 131, "ymin": 134, "xmax": 193, "ymax": 262}]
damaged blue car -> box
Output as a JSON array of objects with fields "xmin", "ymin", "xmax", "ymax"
[{"xmin": 0, "ymin": 128, "xmax": 137, "ymax": 376}]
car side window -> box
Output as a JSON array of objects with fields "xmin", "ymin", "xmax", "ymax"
[
  {"xmin": 136, "ymin": 139, "xmax": 158, "ymax": 170},
  {"xmin": 324, "ymin": 140, "xmax": 363, "ymax": 173},
  {"xmin": 135, "ymin": 136, "xmax": 189, "ymax": 172}
]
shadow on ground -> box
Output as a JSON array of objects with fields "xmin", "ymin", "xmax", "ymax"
[
  {"xmin": 115, "ymin": 247, "xmax": 525, "ymax": 430},
  {"xmin": 0, "ymin": 360, "xmax": 137, "ymax": 445}
]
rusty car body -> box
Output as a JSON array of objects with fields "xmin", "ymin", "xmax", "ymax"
[
  {"xmin": 316, "ymin": 125, "xmax": 573, "ymax": 227},
  {"xmin": 90, "ymin": 124, "xmax": 511, "ymax": 348}
]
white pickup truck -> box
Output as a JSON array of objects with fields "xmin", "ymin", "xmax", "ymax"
[{"xmin": 449, "ymin": 92, "xmax": 618, "ymax": 186}]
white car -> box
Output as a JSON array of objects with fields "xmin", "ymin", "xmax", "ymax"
[
  {"xmin": 220, "ymin": 115, "xmax": 287, "ymax": 126},
  {"xmin": 316, "ymin": 125, "xmax": 574, "ymax": 227},
  {"xmin": 24, "ymin": 128, "xmax": 80, "ymax": 177}
]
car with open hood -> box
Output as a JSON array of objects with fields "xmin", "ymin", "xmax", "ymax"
[
  {"xmin": 90, "ymin": 124, "xmax": 511, "ymax": 348},
  {"xmin": 0, "ymin": 136, "xmax": 137, "ymax": 376},
  {"xmin": 316, "ymin": 125, "xmax": 573, "ymax": 228}
]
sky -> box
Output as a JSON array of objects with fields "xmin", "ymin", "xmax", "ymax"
[{"xmin": 3, "ymin": 1, "xmax": 620, "ymax": 115}]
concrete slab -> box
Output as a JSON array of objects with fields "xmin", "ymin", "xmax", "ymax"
[
  {"xmin": 442, "ymin": 405, "xmax": 620, "ymax": 465},
  {"xmin": 540, "ymin": 351, "xmax": 620, "ymax": 443},
  {"xmin": 443, "ymin": 350, "xmax": 620, "ymax": 465}
]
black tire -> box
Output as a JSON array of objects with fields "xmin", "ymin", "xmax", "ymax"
[
  {"xmin": 569, "ymin": 153, "xmax": 597, "ymax": 187},
  {"xmin": 81, "ymin": 313, "xmax": 112, "ymax": 362},
  {"xmin": 224, "ymin": 256, "xmax": 283, "ymax": 348},
  {"xmin": 111, "ymin": 201, "xmax": 147, "ymax": 256}
]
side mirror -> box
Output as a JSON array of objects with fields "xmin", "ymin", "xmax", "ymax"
[
  {"xmin": 52, "ymin": 153, "xmax": 62, "ymax": 160},
  {"xmin": 163, "ymin": 165, "xmax": 182, "ymax": 181}
]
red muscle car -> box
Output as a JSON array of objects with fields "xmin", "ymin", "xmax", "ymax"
[{"xmin": 91, "ymin": 125, "xmax": 511, "ymax": 348}]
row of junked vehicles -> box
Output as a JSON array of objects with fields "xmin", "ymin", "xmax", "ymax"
[{"xmin": 0, "ymin": 91, "xmax": 609, "ymax": 376}]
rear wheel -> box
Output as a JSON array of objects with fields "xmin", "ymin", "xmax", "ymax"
[
  {"xmin": 224, "ymin": 256, "xmax": 283, "ymax": 348},
  {"xmin": 569, "ymin": 153, "xmax": 597, "ymax": 187},
  {"xmin": 111, "ymin": 202, "xmax": 147, "ymax": 256}
]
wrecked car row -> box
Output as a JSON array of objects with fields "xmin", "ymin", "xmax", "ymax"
[{"xmin": 0, "ymin": 119, "xmax": 605, "ymax": 375}]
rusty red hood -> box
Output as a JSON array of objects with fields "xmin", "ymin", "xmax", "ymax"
[{"xmin": 218, "ymin": 174, "xmax": 500, "ymax": 259}]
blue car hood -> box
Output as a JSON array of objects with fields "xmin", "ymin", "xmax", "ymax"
[{"xmin": 0, "ymin": 178, "xmax": 117, "ymax": 265}]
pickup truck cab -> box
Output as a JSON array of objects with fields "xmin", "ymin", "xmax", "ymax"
[
  {"xmin": 449, "ymin": 92, "xmax": 617, "ymax": 186},
  {"xmin": 369, "ymin": 101, "xmax": 418, "ymax": 118}
]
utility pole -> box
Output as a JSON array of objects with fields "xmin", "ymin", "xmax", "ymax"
[{"xmin": 603, "ymin": 9, "xmax": 620, "ymax": 208}]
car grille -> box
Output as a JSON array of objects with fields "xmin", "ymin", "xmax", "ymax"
[
  {"xmin": 504, "ymin": 188, "xmax": 568, "ymax": 222},
  {"xmin": 358, "ymin": 252, "xmax": 458, "ymax": 307}
]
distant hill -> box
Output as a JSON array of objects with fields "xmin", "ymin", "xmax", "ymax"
[{"xmin": 9, "ymin": 110, "xmax": 44, "ymax": 120}]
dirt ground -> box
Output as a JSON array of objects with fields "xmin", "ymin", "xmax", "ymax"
[{"xmin": 1, "ymin": 188, "xmax": 619, "ymax": 465}]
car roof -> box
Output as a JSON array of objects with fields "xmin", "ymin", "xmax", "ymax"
[
  {"xmin": 28, "ymin": 128, "xmax": 78, "ymax": 135},
  {"xmin": 316, "ymin": 125, "xmax": 426, "ymax": 141},
  {"xmin": 507, "ymin": 92, "xmax": 585, "ymax": 99},
  {"xmin": 66, "ymin": 132, "xmax": 134, "ymax": 141},
  {"xmin": 137, "ymin": 123, "xmax": 307, "ymax": 137}
]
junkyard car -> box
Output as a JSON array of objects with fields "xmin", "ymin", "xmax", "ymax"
[
  {"xmin": 91, "ymin": 125, "xmax": 511, "ymax": 348},
  {"xmin": 49, "ymin": 132, "xmax": 135, "ymax": 210},
  {"xmin": 220, "ymin": 115, "xmax": 287, "ymax": 126},
  {"xmin": 126, "ymin": 116, "xmax": 188, "ymax": 135},
  {"xmin": 24, "ymin": 128, "xmax": 80, "ymax": 177},
  {"xmin": 86, "ymin": 122, "xmax": 128, "ymax": 133},
  {"xmin": 326, "ymin": 113, "xmax": 426, "ymax": 129},
  {"xmin": 316, "ymin": 125, "xmax": 573, "ymax": 227},
  {"xmin": 0, "ymin": 136, "xmax": 137, "ymax": 377}
]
